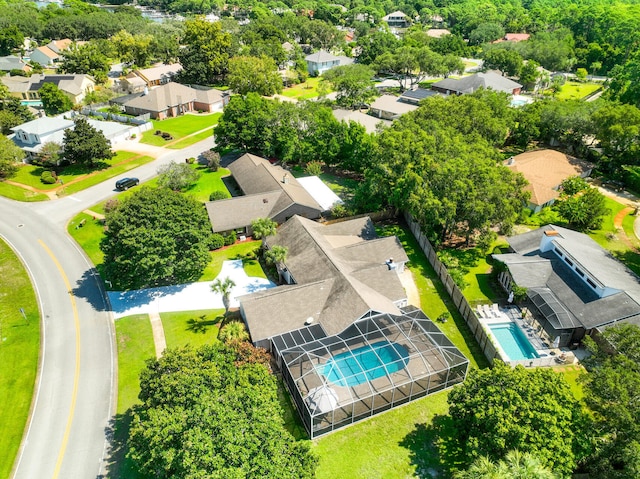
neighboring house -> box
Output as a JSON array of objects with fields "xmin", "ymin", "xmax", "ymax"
[
  {"xmin": 333, "ymin": 108, "xmax": 391, "ymax": 133},
  {"xmin": 29, "ymin": 39, "xmax": 72, "ymax": 66},
  {"xmin": 204, "ymin": 153, "xmax": 326, "ymax": 235},
  {"xmin": 426, "ymin": 28, "xmax": 451, "ymax": 38},
  {"xmin": 369, "ymin": 94, "xmax": 418, "ymax": 120},
  {"xmin": 237, "ymin": 215, "xmax": 469, "ymax": 438},
  {"xmin": 8, "ymin": 115, "xmax": 135, "ymax": 158},
  {"xmin": 121, "ymin": 63, "xmax": 183, "ymax": 93},
  {"xmin": 399, "ymin": 87, "xmax": 440, "ymax": 105},
  {"xmin": 1, "ymin": 74, "xmax": 95, "ymax": 104},
  {"xmin": 382, "ymin": 11, "xmax": 410, "ymax": 28},
  {"xmin": 431, "ymin": 71, "xmax": 522, "ymax": 96},
  {"xmin": 0, "ymin": 55, "xmax": 32, "ymax": 73},
  {"xmin": 493, "ymin": 225, "xmax": 640, "ymax": 348},
  {"xmin": 505, "ymin": 149, "xmax": 594, "ymax": 212},
  {"xmin": 121, "ymin": 82, "xmax": 228, "ymax": 119},
  {"xmin": 504, "ymin": 33, "xmax": 531, "ymax": 42},
  {"xmin": 305, "ymin": 51, "xmax": 341, "ymax": 75}
]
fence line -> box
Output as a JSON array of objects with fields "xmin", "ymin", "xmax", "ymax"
[{"xmin": 403, "ymin": 212, "xmax": 499, "ymax": 365}]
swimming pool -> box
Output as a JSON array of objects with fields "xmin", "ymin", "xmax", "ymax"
[
  {"xmin": 323, "ymin": 341, "xmax": 409, "ymax": 387},
  {"xmin": 20, "ymin": 100, "xmax": 43, "ymax": 107},
  {"xmin": 489, "ymin": 322, "xmax": 539, "ymax": 361}
]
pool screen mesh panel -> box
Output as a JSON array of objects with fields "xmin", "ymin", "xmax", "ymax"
[
  {"xmin": 273, "ymin": 309, "xmax": 470, "ymax": 438},
  {"xmin": 528, "ymin": 288, "xmax": 578, "ymax": 329}
]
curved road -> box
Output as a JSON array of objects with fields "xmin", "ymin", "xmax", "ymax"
[{"xmin": 2, "ymin": 137, "xmax": 213, "ymax": 479}]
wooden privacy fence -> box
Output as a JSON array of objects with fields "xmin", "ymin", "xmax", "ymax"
[{"xmin": 403, "ymin": 212, "xmax": 499, "ymax": 365}]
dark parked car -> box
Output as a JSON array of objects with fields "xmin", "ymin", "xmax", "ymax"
[{"xmin": 115, "ymin": 177, "xmax": 139, "ymax": 190}]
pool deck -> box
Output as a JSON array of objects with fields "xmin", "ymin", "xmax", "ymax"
[{"xmin": 477, "ymin": 305, "xmax": 576, "ymax": 366}]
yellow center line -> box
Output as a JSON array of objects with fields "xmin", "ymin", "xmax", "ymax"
[{"xmin": 39, "ymin": 240, "xmax": 81, "ymax": 479}]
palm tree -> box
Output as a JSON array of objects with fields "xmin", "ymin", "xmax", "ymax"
[
  {"xmin": 218, "ymin": 320, "xmax": 250, "ymax": 343},
  {"xmin": 265, "ymin": 245, "xmax": 287, "ymax": 266},
  {"xmin": 251, "ymin": 217, "xmax": 277, "ymax": 241},
  {"xmin": 211, "ymin": 276, "xmax": 236, "ymax": 317},
  {"xmin": 455, "ymin": 451, "xmax": 557, "ymax": 479}
]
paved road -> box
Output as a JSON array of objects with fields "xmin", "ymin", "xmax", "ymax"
[{"xmin": 2, "ymin": 135, "xmax": 214, "ymax": 479}]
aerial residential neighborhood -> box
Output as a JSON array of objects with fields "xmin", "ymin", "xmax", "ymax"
[{"xmin": 1, "ymin": 0, "xmax": 640, "ymax": 478}]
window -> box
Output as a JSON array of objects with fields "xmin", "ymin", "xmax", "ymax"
[
  {"xmin": 555, "ymin": 248, "xmax": 563, "ymax": 258},
  {"xmin": 586, "ymin": 278, "xmax": 597, "ymax": 289},
  {"xmin": 564, "ymin": 257, "xmax": 573, "ymax": 267},
  {"xmin": 575, "ymin": 268, "xmax": 584, "ymax": 277}
]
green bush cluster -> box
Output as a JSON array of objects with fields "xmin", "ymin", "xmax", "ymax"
[
  {"xmin": 40, "ymin": 170, "xmax": 57, "ymax": 184},
  {"xmin": 224, "ymin": 231, "xmax": 237, "ymax": 246},
  {"xmin": 209, "ymin": 234, "xmax": 224, "ymax": 250},
  {"xmin": 209, "ymin": 190, "xmax": 229, "ymax": 201}
]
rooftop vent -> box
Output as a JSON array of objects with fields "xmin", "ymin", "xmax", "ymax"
[
  {"xmin": 282, "ymin": 173, "xmax": 289, "ymax": 184},
  {"xmin": 544, "ymin": 230, "xmax": 559, "ymax": 236},
  {"xmin": 305, "ymin": 316, "xmax": 314, "ymax": 325},
  {"xmin": 263, "ymin": 198, "xmax": 269, "ymax": 203}
]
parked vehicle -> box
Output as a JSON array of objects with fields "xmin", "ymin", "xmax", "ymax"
[{"xmin": 115, "ymin": 177, "xmax": 139, "ymax": 190}]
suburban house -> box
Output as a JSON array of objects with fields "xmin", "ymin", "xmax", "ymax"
[
  {"xmin": 204, "ymin": 153, "xmax": 331, "ymax": 235},
  {"xmin": 238, "ymin": 215, "xmax": 469, "ymax": 437},
  {"xmin": 29, "ymin": 39, "xmax": 72, "ymax": 67},
  {"xmin": 8, "ymin": 115, "xmax": 136, "ymax": 158},
  {"xmin": 333, "ymin": 109, "xmax": 391, "ymax": 133},
  {"xmin": 504, "ymin": 33, "xmax": 531, "ymax": 42},
  {"xmin": 369, "ymin": 94, "xmax": 418, "ymax": 120},
  {"xmin": 431, "ymin": 71, "xmax": 522, "ymax": 96},
  {"xmin": 305, "ymin": 51, "xmax": 353, "ymax": 75},
  {"xmin": 382, "ymin": 11, "xmax": 410, "ymax": 28},
  {"xmin": 426, "ymin": 29, "xmax": 451, "ymax": 38},
  {"xmin": 493, "ymin": 225, "xmax": 640, "ymax": 349},
  {"xmin": 1, "ymin": 74, "xmax": 95, "ymax": 104},
  {"xmin": 120, "ymin": 63, "xmax": 183, "ymax": 93},
  {"xmin": 505, "ymin": 149, "xmax": 594, "ymax": 212},
  {"xmin": 0, "ymin": 55, "xmax": 32, "ymax": 73},
  {"xmin": 120, "ymin": 82, "xmax": 228, "ymax": 119},
  {"xmin": 399, "ymin": 87, "xmax": 440, "ymax": 105}
]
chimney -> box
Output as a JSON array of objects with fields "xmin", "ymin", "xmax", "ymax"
[{"xmin": 282, "ymin": 173, "xmax": 289, "ymax": 184}]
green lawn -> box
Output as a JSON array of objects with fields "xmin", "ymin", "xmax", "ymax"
[
  {"xmin": 140, "ymin": 113, "xmax": 221, "ymax": 146},
  {"xmin": 315, "ymin": 390, "xmax": 450, "ymax": 479},
  {"xmin": 200, "ymin": 241, "xmax": 265, "ymax": 281},
  {"xmin": 290, "ymin": 167, "xmax": 359, "ymax": 201},
  {"xmin": 182, "ymin": 166, "xmax": 230, "ymax": 202},
  {"xmin": 377, "ymin": 223, "xmax": 490, "ymax": 370},
  {"xmin": 556, "ymin": 364, "xmax": 586, "ymax": 402},
  {"xmin": 160, "ymin": 309, "xmax": 224, "ymax": 348},
  {"xmin": 0, "ymin": 239, "xmax": 40, "ymax": 479},
  {"xmin": 281, "ymin": 77, "xmax": 330, "ymax": 100},
  {"xmin": 0, "ymin": 181, "xmax": 48, "ymax": 201},
  {"xmin": 555, "ymin": 81, "xmax": 601, "ymax": 100},
  {"xmin": 68, "ymin": 213, "xmax": 106, "ymax": 273},
  {"xmin": 167, "ymin": 129, "xmax": 215, "ymax": 149}
]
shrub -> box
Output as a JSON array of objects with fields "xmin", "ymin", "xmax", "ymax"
[
  {"xmin": 202, "ymin": 150, "xmax": 220, "ymax": 171},
  {"xmin": 305, "ymin": 161, "xmax": 323, "ymax": 176},
  {"xmin": 224, "ymin": 231, "xmax": 237, "ymax": 246},
  {"xmin": 104, "ymin": 198, "xmax": 120, "ymax": 214},
  {"xmin": 209, "ymin": 233, "xmax": 225, "ymax": 250},
  {"xmin": 186, "ymin": 157, "xmax": 195, "ymax": 164},
  {"xmin": 209, "ymin": 190, "xmax": 230, "ymax": 201},
  {"xmin": 155, "ymin": 130, "xmax": 162, "ymax": 135},
  {"xmin": 40, "ymin": 171, "xmax": 56, "ymax": 184},
  {"xmin": 331, "ymin": 203, "xmax": 350, "ymax": 218}
]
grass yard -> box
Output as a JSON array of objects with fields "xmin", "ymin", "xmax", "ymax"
[
  {"xmin": 183, "ymin": 166, "xmax": 230, "ymax": 202},
  {"xmin": 555, "ymin": 364, "xmax": 586, "ymax": 401},
  {"xmin": 140, "ymin": 113, "xmax": 221, "ymax": 146},
  {"xmin": 555, "ymin": 81, "xmax": 601, "ymax": 100},
  {"xmin": 0, "ymin": 239, "xmax": 40, "ymax": 479},
  {"xmin": 290, "ymin": 167, "xmax": 359, "ymax": 202},
  {"xmin": 377, "ymin": 223, "xmax": 490, "ymax": 370},
  {"xmin": 0, "ymin": 181, "xmax": 48, "ymax": 201},
  {"xmin": 281, "ymin": 77, "xmax": 330, "ymax": 100},
  {"xmin": 315, "ymin": 390, "xmax": 450, "ymax": 479},
  {"xmin": 68, "ymin": 213, "xmax": 106, "ymax": 272},
  {"xmin": 160, "ymin": 309, "xmax": 224, "ymax": 348},
  {"xmin": 167, "ymin": 129, "xmax": 215, "ymax": 149},
  {"xmin": 200, "ymin": 240, "xmax": 264, "ymax": 281}
]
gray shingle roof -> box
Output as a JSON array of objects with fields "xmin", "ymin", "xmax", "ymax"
[
  {"xmin": 305, "ymin": 50, "xmax": 339, "ymax": 63},
  {"xmin": 432, "ymin": 72, "xmax": 522, "ymax": 94},
  {"xmin": 239, "ymin": 215, "xmax": 409, "ymax": 341}
]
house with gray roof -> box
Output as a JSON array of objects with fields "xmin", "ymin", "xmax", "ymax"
[
  {"xmin": 121, "ymin": 82, "xmax": 227, "ymax": 119},
  {"xmin": 0, "ymin": 55, "xmax": 31, "ymax": 73},
  {"xmin": 382, "ymin": 11, "xmax": 410, "ymax": 28},
  {"xmin": 121, "ymin": 63, "xmax": 183, "ymax": 93},
  {"xmin": 205, "ymin": 153, "xmax": 324, "ymax": 236},
  {"xmin": 1, "ymin": 73, "xmax": 95, "ymax": 104},
  {"xmin": 305, "ymin": 50, "xmax": 352, "ymax": 75},
  {"xmin": 399, "ymin": 87, "xmax": 440, "ymax": 105},
  {"xmin": 493, "ymin": 225, "xmax": 640, "ymax": 348},
  {"xmin": 238, "ymin": 215, "xmax": 410, "ymax": 348},
  {"xmin": 432, "ymin": 71, "xmax": 522, "ymax": 96},
  {"xmin": 370, "ymin": 94, "xmax": 418, "ymax": 120}
]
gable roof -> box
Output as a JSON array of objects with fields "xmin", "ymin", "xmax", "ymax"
[
  {"xmin": 426, "ymin": 28, "xmax": 451, "ymax": 38},
  {"xmin": 371, "ymin": 94, "xmax": 419, "ymax": 115},
  {"xmin": 239, "ymin": 215, "xmax": 410, "ymax": 341},
  {"xmin": 33, "ymin": 46, "xmax": 59, "ymax": 60},
  {"xmin": 432, "ymin": 72, "xmax": 522, "ymax": 94},
  {"xmin": 11, "ymin": 116, "xmax": 74, "ymax": 135},
  {"xmin": 305, "ymin": 50, "xmax": 339, "ymax": 63},
  {"xmin": 382, "ymin": 10, "xmax": 407, "ymax": 20},
  {"xmin": 134, "ymin": 63, "xmax": 183, "ymax": 83},
  {"xmin": 1, "ymin": 74, "xmax": 93, "ymax": 96},
  {"xmin": 495, "ymin": 225, "xmax": 640, "ymax": 330},
  {"xmin": 122, "ymin": 82, "xmax": 223, "ymax": 112},
  {"xmin": 333, "ymin": 109, "xmax": 391, "ymax": 133},
  {"xmin": 46, "ymin": 39, "xmax": 72, "ymax": 54},
  {"xmin": 506, "ymin": 149, "xmax": 594, "ymax": 205},
  {"xmin": 400, "ymin": 87, "xmax": 439, "ymax": 102},
  {"xmin": 0, "ymin": 55, "xmax": 30, "ymax": 72},
  {"xmin": 504, "ymin": 33, "xmax": 530, "ymax": 42}
]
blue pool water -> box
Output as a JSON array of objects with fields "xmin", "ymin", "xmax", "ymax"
[
  {"xmin": 323, "ymin": 341, "xmax": 409, "ymax": 387},
  {"xmin": 20, "ymin": 100, "xmax": 43, "ymax": 107},
  {"xmin": 489, "ymin": 322, "xmax": 539, "ymax": 360}
]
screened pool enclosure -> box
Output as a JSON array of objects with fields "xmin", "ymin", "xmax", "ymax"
[{"xmin": 272, "ymin": 308, "xmax": 469, "ymax": 438}]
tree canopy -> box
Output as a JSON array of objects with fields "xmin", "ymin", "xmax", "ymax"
[
  {"xmin": 322, "ymin": 63, "xmax": 377, "ymax": 109},
  {"xmin": 127, "ymin": 344, "xmax": 317, "ymax": 479},
  {"xmin": 62, "ymin": 117, "xmax": 114, "ymax": 167},
  {"xmin": 100, "ymin": 188, "xmax": 213, "ymax": 290},
  {"xmin": 156, "ymin": 162, "xmax": 200, "ymax": 191},
  {"xmin": 445, "ymin": 361, "xmax": 589, "ymax": 477},
  {"xmin": 178, "ymin": 18, "xmax": 232, "ymax": 84},
  {"xmin": 39, "ymin": 83, "xmax": 73, "ymax": 116},
  {"xmin": 0, "ymin": 134, "xmax": 23, "ymax": 179},
  {"xmin": 227, "ymin": 55, "xmax": 282, "ymax": 96}
]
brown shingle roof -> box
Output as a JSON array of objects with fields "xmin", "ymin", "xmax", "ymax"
[{"xmin": 506, "ymin": 149, "xmax": 594, "ymax": 205}]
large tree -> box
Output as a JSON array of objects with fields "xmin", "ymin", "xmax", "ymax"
[
  {"xmin": 156, "ymin": 162, "xmax": 200, "ymax": 191},
  {"xmin": 556, "ymin": 183, "xmax": 608, "ymax": 231},
  {"xmin": 62, "ymin": 117, "xmax": 114, "ymax": 167},
  {"xmin": 445, "ymin": 362, "xmax": 589, "ymax": 477},
  {"xmin": 39, "ymin": 83, "xmax": 73, "ymax": 116},
  {"xmin": 227, "ymin": 55, "xmax": 282, "ymax": 96},
  {"xmin": 100, "ymin": 188, "xmax": 213, "ymax": 290},
  {"xmin": 483, "ymin": 48, "xmax": 523, "ymax": 77},
  {"xmin": 322, "ymin": 63, "xmax": 377, "ymax": 109},
  {"xmin": 127, "ymin": 344, "xmax": 317, "ymax": 479},
  {"xmin": 178, "ymin": 18, "xmax": 232, "ymax": 84},
  {"xmin": 59, "ymin": 42, "xmax": 111, "ymax": 83},
  {"xmin": 580, "ymin": 324, "xmax": 640, "ymax": 478},
  {"xmin": 0, "ymin": 134, "xmax": 23, "ymax": 179}
]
